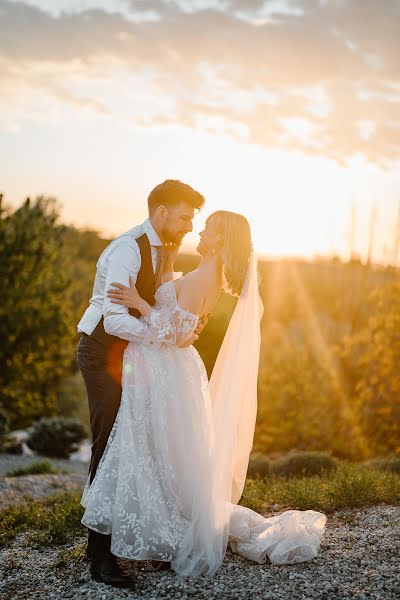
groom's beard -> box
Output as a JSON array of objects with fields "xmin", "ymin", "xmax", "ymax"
[{"xmin": 164, "ymin": 230, "xmax": 187, "ymax": 244}]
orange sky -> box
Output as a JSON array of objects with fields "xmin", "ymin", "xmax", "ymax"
[{"xmin": 1, "ymin": 0, "xmax": 399, "ymax": 264}]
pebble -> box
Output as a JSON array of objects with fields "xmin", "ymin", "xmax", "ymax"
[
  {"xmin": 1, "ymin": 456, "xmax": 399, "ymax": 599},
  {"xmin": 0, "ymin": 453, "xmax": 88, "ymax": 508}
]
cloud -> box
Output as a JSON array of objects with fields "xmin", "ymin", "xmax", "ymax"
[{"xmin": 0, "ymin": 0, "xmax": 399, "ymax": 163}]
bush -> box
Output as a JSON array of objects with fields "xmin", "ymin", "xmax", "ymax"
[
  {"xmin": 0, "ymin": 410, "xmax": 23, "ymax": 454},
  {"xmin": 270, "ymin": 451, "xmax": 338, "ymax": 478},
  {"xmin": 27, "ymin": 417, "xmax": 86, "ymax": 459},
  {"xmin": 364, "ymin": 455, "xmax": 400, "ymax": 475},
  {"xmin": 0, "ymin": 410, "xmax": 8, "ymax": 437},
  {"xmin": 241, "ymin": 462, "xmax": 400, "ymax": 513},
  {"xmin": 0, "ymin": 410, "xmax": 9, "ymax": 451},
  {"xmin": 5, "ymin": 460, "xmax": 64, "ymax": 477},
  {"xmin": 339, "ymin": 280, "xmax": 400, "ymax": 458},
  {"xmin": 0, "ymin": 196, "xmax": 76, "ymax": 429},
  {"xmin": 247, "ymin": 453, "xmax": 271, "ymax": 479},
  {"xmin": 0, "ymin": 492, "xmax": 84, "ymax": 547},
  {"xmin": 57, "ymin": 374, "xmax": 90, "ymax": 434},
  {"xmin": 255, "ymin": 327, "xmax": 365, "ymax": 462},
  {"xmin": 54, "ymin": 543, "xmax": 87, "ymax": 569},
  {"xmin": 0, "ymin": 439, "xmax": 23, "ymax": 455}
]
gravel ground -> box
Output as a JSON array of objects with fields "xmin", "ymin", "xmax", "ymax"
[
  {"xmin": 1, "ymin": 504, "xmax": 399, "ymax": 600},
  {"xmin": 1, "ymin": 455, "xmax": 399, "ymax": 599},
  {"xmin": 0, "ymin": 473, "xmax": 87, "ymax": 508},
  {"xmin": 0, "ymin": 453, "xmax": 89, "ymax": 508},
  {"xmin": 0, "ymin": 453, "xmax": 89, "ymax": 478}
]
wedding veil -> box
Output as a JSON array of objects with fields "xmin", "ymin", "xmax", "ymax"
[
  {"xmin": 210, "ymin": 251, "xmax": 264, "ymax": 505},
  {"xmin": 172, "ymin": 251, "xmax": 265, "ymax": 577}
]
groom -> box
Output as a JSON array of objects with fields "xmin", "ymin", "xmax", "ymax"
[{"xmin": 77, "ymin": 180, "xmax": 205, "ymax": 587}]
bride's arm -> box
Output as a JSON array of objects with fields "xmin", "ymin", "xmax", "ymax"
[
  {"xmin": 107, "ymin": 277, "xmax": 200, "ymax": 347},
  {"xmin": 107, "ymin": 277, "xmax": 153, "ymax": 316}
]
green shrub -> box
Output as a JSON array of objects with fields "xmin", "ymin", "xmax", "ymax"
[
  {"xmin": 241, "ymin": 462, "xmax": 400, "ymax": 513},
  {"xmin": 5, "ymin": 460, "xmax": 64, "ymax": 477},
  {"xmin": 0, "ymin": 410, "xmax": 8, "ymax": 437},
  {"xmin": 364, "ymin": 455, "xmax": 400, "ymax": 474},
  {"xmin": 0, "ymin": 492, "xmax": 84, "ymax": 547},
  {"xmin": 339, "ymin": 280, "xmax": 400, "ymax": 458},
  {"xmin": 270, "ymin": 451, "xmax": 338, "ymax": 478},
  {"xmin": 54, "ymin": 543, "xmax": 86, "ymax": 569},
  {"xmin": 27, "ymin": 417, "xmax": 86, "ymax": 459},
  {"xmin": 0, "ymin": 196, "xmax": 76, "ymax": 429},
  {"xmin": 0, "ymin": 410, "xmax": 9, "ymax": 451},
  {"xmin": 56, "ymin": 374, "xmax": 90, "ymax": 435},
  {"xmin": 0, "ymin": 439, "xmax": 23, "ymax": 455},
  {"xmin": 247, "ymin": 453, "xmax": 271, "ymax": 479},
  {"xmin": 0, "ymin": 411, "xmax": 23, "ymax": 454},
  {"xmin": 328, "ymin": 462, "xmax": 399, "ymax": 510}
]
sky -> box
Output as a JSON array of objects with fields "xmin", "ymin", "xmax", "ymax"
[{"xmin": 0, "ymin": 0, "xmax": 400, "ymax": 263}]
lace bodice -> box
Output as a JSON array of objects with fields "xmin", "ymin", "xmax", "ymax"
[{"xmin": 143, "ymin": 281, "xmax": 199, "ymax": 346}]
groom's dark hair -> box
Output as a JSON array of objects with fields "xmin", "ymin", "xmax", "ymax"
[{"xmin": 147, "ymin": 179, "xmax": 205, "ymax": 215}]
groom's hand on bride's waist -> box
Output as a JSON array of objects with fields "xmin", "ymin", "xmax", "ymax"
[
  {"xmin": 179, "ymin": 333, "xmax": 199, "ymax": 348},
  {"xmin": 178, "ymin": 314, "xmax": 209, "ymax": 347},
  {"xmin": 195, "ymin": 313, "xmax": 209, "ymax": 335}
]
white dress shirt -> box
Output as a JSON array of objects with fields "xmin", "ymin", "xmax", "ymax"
[{"xmin": 77, "ymin": 219, "xmax": 167, "ymax": 348}]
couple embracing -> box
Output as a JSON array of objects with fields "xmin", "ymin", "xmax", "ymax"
[{"xmin": 77, "ymin": 179, "xmax": 326, "ymax": 588}]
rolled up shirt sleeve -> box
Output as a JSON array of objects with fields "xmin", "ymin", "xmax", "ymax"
[{"xmin": 102, "ymin": 240, "xmax": 162, "ymax": 349}]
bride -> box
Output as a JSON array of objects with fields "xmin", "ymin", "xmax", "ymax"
[{"xmin": 81, "ymin": 210, "xmax": 326, "ymax": 577}]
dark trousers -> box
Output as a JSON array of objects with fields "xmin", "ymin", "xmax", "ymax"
[{"xmin": 77, "ymin": 332, "xmax": 123, "ymax": 560}]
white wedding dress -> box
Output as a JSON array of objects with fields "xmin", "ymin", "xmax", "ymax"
[{"xmin": 81, "ymin": 279, "xmax": 326, "ymax": 577}]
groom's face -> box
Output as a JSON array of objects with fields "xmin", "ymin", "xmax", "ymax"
[{"xmin": 162, "ymin": 202, "xmax": 195, "ymax": 243}]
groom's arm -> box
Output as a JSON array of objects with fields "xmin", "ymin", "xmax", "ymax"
[{"xmin": 102, "ymin": 240, "xmax": 162, "ymax": 348}]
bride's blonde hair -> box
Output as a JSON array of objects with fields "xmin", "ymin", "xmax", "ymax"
[{"xmin": 207, "ymin": 210, "xmax": 253, "ymax": 298}]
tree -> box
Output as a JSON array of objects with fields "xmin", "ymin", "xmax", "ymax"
[
  {"xmin": 340, "ymin": 279, "xmax": 400, "ymax": 457},
  {"xmin": 0, "ymin": 195, "xmax": 75, "ymax": 428}
]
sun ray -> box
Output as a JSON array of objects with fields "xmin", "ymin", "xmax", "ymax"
[{"xmin": 287, "ymin": 261, "xmax": 370, "ymax": 459}]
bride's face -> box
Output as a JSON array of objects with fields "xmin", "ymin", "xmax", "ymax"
[{"xmin": 197, "ymin": 217, "xmax": 222, "ymax": 256}]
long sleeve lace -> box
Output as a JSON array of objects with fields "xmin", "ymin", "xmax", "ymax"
[{"xmin": 143, "ymin": 304, "xmax": 199, "ymax": 346}]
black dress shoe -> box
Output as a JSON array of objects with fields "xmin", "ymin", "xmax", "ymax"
[{"xmin": 90, "ymin": 557, "xmax": 133, "ymax": 587}]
